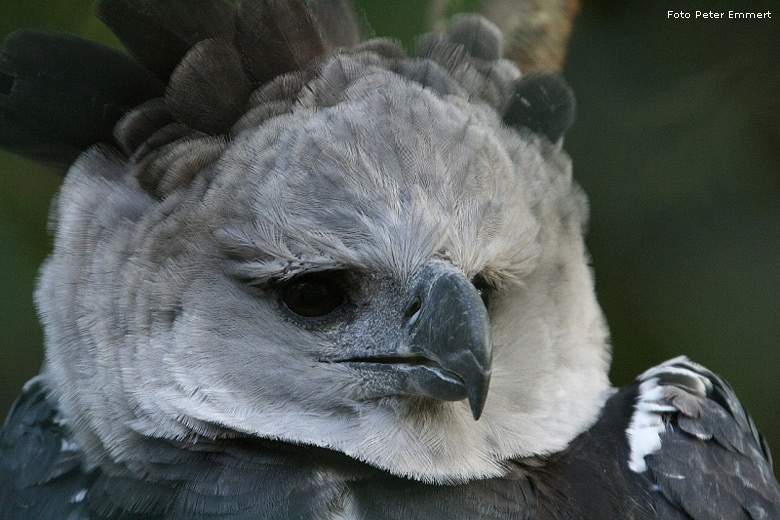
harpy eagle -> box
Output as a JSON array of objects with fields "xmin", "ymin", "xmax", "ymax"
[{"xmin": 1, "ymin": 0, "xmax": 778, "ymax": 518}]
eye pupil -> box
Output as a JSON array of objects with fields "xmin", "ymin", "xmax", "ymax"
[{"xmin": 282, "ymin": 273, "xmax": 347, "ymax": 318}]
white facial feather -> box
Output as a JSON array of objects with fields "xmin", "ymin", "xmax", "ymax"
[{"xmin": 38, "ymin": 50, "xmax": 610, "ymax": 483}]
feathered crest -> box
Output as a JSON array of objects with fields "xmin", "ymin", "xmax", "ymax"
[{"xmin": 0, "ymin": 0, "xmax": 574, "ymax": 199}]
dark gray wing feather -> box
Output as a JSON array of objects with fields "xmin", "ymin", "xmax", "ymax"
[
  {"xmin": 641, "ymin": 358, "xmax": 780, "ymax": 519},
  {"xmin": 0, "ymin": 377, "xmax": 95, "ymax": 520}
]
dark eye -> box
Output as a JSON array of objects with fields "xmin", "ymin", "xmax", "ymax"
[
  {"xmin": 281, "ymin": 272, "xmax": 348, "ymax": 318},
  {"xmin": 472, "ymin": 274, "xmax": 492, "ymax": 309}
]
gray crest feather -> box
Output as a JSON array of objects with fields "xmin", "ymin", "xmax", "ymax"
[
  {"xmin": 138, "ymin": 134, "xmax": 227, "ymax": 198},
  {"xmin": 131, "ymin": 123, "xmax": 204, "ymax": 196},
  {"xmin": 236, "ymin": 0, "xmax": 360, "ymax": 85},
  {"xmin": 0, "ymin": 29, "xmax": 163, "ymax": 167},
  {"xmin": 0, "ymin": 0, "xmax": 568, "ymax": 198},
  {"xmin": 445, "ymin": 14, "xmax": 504, "ymax": 61},
  {"xmin": 96, "ymin": 0, "xmax": 237, "ymax": 80},
  {"xmin": 503, "ymin": 71, "xmax": 576, "ymax": 142},
  {"xmin": 113, "ymin": 98, "xmax": 174, "ymax": 155},
  {"xmin": 165, "ymin": 38, "xmax": 251, "ymax": 134},
  {"xmin": 415, "ymin": 20, "xmax": 517, "ymax": 109}
]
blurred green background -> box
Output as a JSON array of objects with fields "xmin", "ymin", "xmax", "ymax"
[{"xmin": 1, "ymin": 0, "xmax": 777, "ymax": 478}]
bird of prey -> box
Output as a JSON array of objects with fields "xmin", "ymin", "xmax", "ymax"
[{"xmin": 1, "ymin": 0, "xmax": 778, "ymax": 518}]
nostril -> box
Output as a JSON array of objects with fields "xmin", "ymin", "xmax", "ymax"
[
  {"xmin": 472, "ymin": 274, "xmax": 491, "ymax": 309},
  {"xmin": 405, "ymin": 295, "xmax": 422, "ymax": 323}
]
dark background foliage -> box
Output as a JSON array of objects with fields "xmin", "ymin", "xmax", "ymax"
[{"xmin": 1, "ymin": 0, "xmax": 777, "ymax": 478}]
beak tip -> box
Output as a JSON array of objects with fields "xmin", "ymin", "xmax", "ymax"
[{"xmin": 467, "ymin": 377, "xmax": 490, "ymax": 421}]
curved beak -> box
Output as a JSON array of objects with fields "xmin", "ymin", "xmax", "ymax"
[{"xmin": 406, "ymin": 260, "xmax": 493, "ymax": 420}]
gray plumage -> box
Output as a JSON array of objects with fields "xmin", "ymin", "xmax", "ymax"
[{"xmin": 1, "ymin": 1, "xmax": 778, "ymax": 518}]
